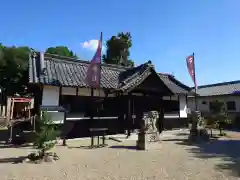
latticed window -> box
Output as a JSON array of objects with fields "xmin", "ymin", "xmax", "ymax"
[{"xmin": 226, "ymin": 101, "xmax": 236, "ymax": 111}]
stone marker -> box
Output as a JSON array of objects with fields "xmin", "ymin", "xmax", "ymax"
[
  {"xmin": 136, "ymin": 111, "xmax": 161, "ymax": 150},
  {"xmin": 189, "ymin": 111, "xmax": 210, "ymax": 142}
]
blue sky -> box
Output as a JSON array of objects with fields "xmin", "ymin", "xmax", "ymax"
[{"xmin": 0, "ymin": 0, "xmax": 239, "ymax": 86}]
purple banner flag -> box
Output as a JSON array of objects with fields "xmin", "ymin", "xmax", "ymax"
[
  {"xmin": 186, "ymin": 54, "xmax": 197, "ymax": 90},
  {"xmin": 85, "ymin": 33, "xmax": 102, "ymax": 88}
]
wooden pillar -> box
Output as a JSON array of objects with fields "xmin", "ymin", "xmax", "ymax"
[
  {"xmin": 76, "ymin": 87, "xmax": 79, "ymax": 96},
  {"xmin": 33, "ymin": 115, "xmax": 36, "ymax": 132},
  {"xmin": 135, "ymin": 97, "xmax": 143, "ymax": 130},
  {"xmin": 126, "ymin": 93, "xmax": 133, "ymax": 137},
  {"xmin": 118, "ymin": 92, "xmax": 126, "ymax": 132},
  {"xmin": 34, "ymin": 84, "xmax": 43, "ymax": 116},
  {"xmin": 185, "ymin": 94, "xmax": 188, "ymax": 115},
  {"xmin": 178, "ymin": 94, "xmax": 180, "ymax": 119},
  {"xmin": 90, "ymin": 88, "xmax": 94, "ymax": 126},
  {"xmin": 90, "ymin": 88, "xmax": 94, "ymax": 146},
  {"xmin": 132, "ymin": 96, "xmax": 135, "ymax": 130},
  {"xmin": 62, "ymin": 110, "xmax": 67, "ymax": 146},
  {"xmin": 58, "ymin": 86, "xmax": 62, "ymax": 106},
  {"xmin": 159, "ymin": 97, "xmax": 164, "ymax": 133},
  {"xmin": 116, "ymin": 92, "xmax": 121, "ymax": 132}
]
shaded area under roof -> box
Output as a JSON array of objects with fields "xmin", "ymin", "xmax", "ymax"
[{"xmin": 29, "ymin": 52, "xmax": 191, "ymax": 95}]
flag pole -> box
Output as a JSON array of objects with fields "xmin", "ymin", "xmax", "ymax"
[
  {"xmin": 98, "ymin": 32, "xmax": 103, "ymax": 122},
  {"xmin": 99, "ymin": 32, "xmax": 103, "ymax": 98},
  {"xmin": 86, "ymin": 32, "xmax": 103, "ymax": 146},
  {"xmin": 193, "ymin": 52, "xmax": 198, "ymax": 111}
]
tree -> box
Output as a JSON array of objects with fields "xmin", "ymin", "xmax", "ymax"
[
  {"xmin": 46, "ymin": 46, "xmax": 78, "ymax": 59},
  {"xmin": 103, "ymin": 32, "xmax": 134, "ymax": 67},
  {"xmin": 0, "ymin": 44, "xmax": 79, "ymax": 98},
  {"xmin": 25, "ymin": 112, "xmax": 60, "ymax": 163},
  {"xmin": 34, "ymin": 112, "xmax": 60, "ymax": 157},
  {"xmin": 0, "ymin": 45, "xmax": 30, "ymax": 97},
  {"xmin": 206, "ymin": 101, "xmax": 232, "ymax": 136},
  {"xmin": 0, "ymin": 43, "xmax": 4, "ymax": 70}
]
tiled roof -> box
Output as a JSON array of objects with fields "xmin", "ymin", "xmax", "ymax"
[
  {"xmin": 29, "ymin": 51, "xmax": 190, "ymax": 94},
  {"xmin": 191, "ymin": 80, "xmax": 240, "ymax": 96},
  {"xmin": 159, "ymin": 74, "xmax": 191, "ymax": 94},
  {"xmin": 30, "ymin": 52, "xmax": 125, "ymax": 89},
  {"xmin": 117, "ymin": 63, "xmax": 153, "ymax": 92}
]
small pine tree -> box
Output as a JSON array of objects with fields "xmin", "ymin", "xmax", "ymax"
[
  {"xmin": 34, "ymin": 112, "xmax": 60, "ymax": 158},
  {"xmin": 208, "ymin": 101, "xmax": 232, "ymax": 136}
]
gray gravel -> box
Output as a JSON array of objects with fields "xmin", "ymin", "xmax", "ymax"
[{"xmin": 0, "ymin": 129, "xmax": 239, "ymax": 180}]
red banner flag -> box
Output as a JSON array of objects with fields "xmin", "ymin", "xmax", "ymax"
[
  {"xmin": 186, "ymin": 54, "xmax": 197, "ymax": 90},
  {"xmin": 85, "ymin": 33, "xmax": 102, "ymax": 88}
]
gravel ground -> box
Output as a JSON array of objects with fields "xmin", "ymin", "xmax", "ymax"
[{"xmin": 0, "ymin": 129, "xmax": 239, "ymax": 180}]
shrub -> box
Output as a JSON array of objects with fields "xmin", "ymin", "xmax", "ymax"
[
  {"xmin": 207, "ymin": 100, "xmax": 232, "ymax": 136},
  {"xmin": 34, "ymin": 112, "xmax": 60, "ymax": 158}
]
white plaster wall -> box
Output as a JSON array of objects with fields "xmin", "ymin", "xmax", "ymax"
[
  {"xmin": 42, "ymin": 85, "xmax": 60, "ymax": 106},
  {"xmin": 188, "ymin": 96, "xmax": 240, "ymax": 112},
  {"xmin": 62, "ymin": 87, "xmax": 76, "ymax": 95},
  {"xmin": 163, "ymin": 96, "xmax": 171, "ymax": 100},
  {"xmin": 179, "ymin": 95, "xmax": 187, "ymax": 118},
  {"xmin": 77, "ymin": 87, "xmax": 115, "ymax": 97},
  {"xmin": 78, "ymin": 88, "xmax": 91, "ymax": 96},
  {"xmin": 170, "ymin": 95, "xmax": 178, "ymax": 100},
  {"xmin": 41, "ymin": 86, "xmax": 63, "ymax": 124},
  {"xmin": 93, "ymin": 89, "xmax": 105, "ymax": 97}
]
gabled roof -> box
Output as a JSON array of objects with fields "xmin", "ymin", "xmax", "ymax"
[
  {"xmin": 191, "ymin": 80, "xmax": 240, "ymax": 96},
  {"xmin": 29, "ymin": 51, "xmax": 191, "ymax": 94},
  {"xmin": 116, "ymin": 63, "xmax": 173, "ymax": 94}
]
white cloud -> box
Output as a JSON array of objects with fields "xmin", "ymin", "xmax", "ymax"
[
  {"xmin": 81, "ymin": 39, "xmax": 99, "ymax": 51},
  {"xmin": 81, "ymin": 39, "xmax": 106, "ymax": 52}
]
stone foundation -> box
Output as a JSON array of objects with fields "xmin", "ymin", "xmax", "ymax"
[{"xmin": 137, "ymin": 131, "xmax": 161, "ymax": 150}]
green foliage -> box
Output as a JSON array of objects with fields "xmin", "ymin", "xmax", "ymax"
[
  {"xmin": 46, "ymin": 46, "xmax": 78, "ymax": 59},
  {"xmin": 206, "ymin": 100, "xmax": 232, "ymax": 136},
  {"xmin": 205, "ymin": 118, "xmax": 216, "ymax": 137},
  {"xmin": 126, "ymin": 59, "xmax": 135, "ymax": 67},
  {"xmin": 34, "ymin": 112, "xmax": 60, "ymax": 156},
  {"xmin": 0, "ymin": 45, "xmax": 30, "ymax": 96},
  {"xmin": 103, "ymin": 32, "xmax": 134, "ymax": 67},
  {"xmin": 0, "ymin": 43, "xmax": 79, "ymax": 97}
]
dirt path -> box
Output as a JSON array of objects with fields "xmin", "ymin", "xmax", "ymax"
[{"xmin": 0, "ymin": 129, "xmax": 239, "ymax": 180}]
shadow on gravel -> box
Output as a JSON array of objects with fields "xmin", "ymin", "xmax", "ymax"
[
  {"xmin": 109, "ymin": 145, "xmax": 137, "ymax": 150},
  {"xmin": 0, "ymin": 156, "xmax": 26, "ymax": 164},
  {"xmin": 68, "ymin": 144, "xmax": 108, "ymax": 149},
  {"xmin": 0, "ymin": 143, "xmax": 31, "ymax": 149},
  {"xmin": 174, "ymin": 137, "xmax": 240, "ymax": 177},
  {"xmin": 68, "ymin": 145, "xmax": 92, "ymax": 149},
  {"xmin": 162, "ymin": 138, "xmax": 185, "ymax": 142}
]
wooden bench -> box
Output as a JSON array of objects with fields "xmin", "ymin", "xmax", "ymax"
[{"xmin": 89, "ymin": 128, "xmax": 108, "ymax": 148}]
